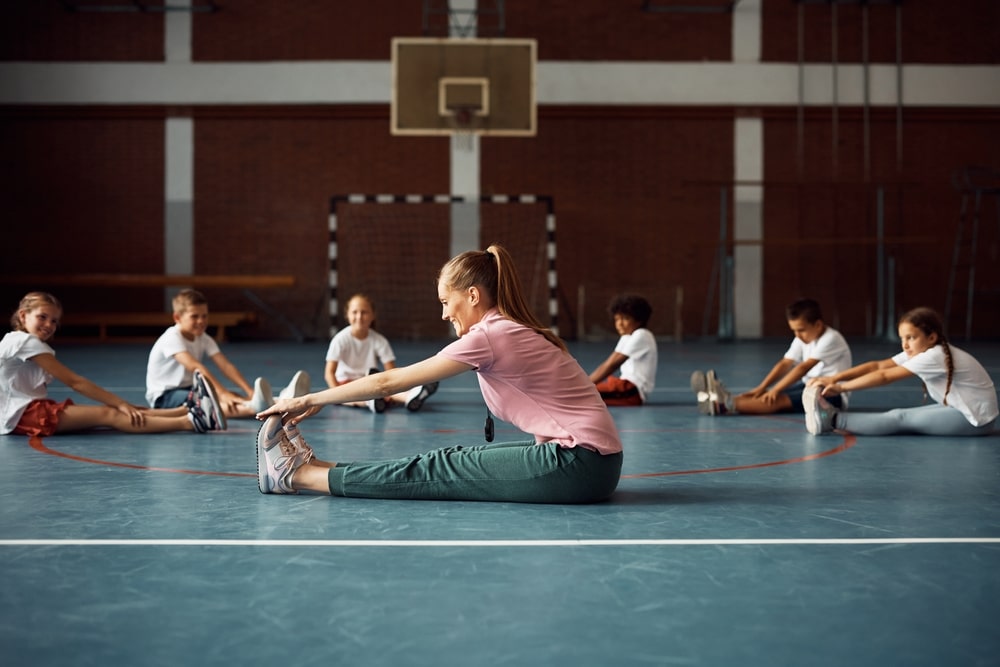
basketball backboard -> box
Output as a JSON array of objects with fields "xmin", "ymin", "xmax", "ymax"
[{"xmin": 391, "ymin": 37, "xmax": 537, "ymax": 137}]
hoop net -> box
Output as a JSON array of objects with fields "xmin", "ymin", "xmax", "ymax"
[{"xmin": 446, "ymin": 105, "xmax": 480, "ymax": 151}]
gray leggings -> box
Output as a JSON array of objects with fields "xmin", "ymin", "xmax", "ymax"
[
  {"xmin": 327, "ymin": 440, "xmax": 623, "ymax": 504},
  {"xmin": 838, "ymin": 403, "xmax": 996, "ymax": 436}
]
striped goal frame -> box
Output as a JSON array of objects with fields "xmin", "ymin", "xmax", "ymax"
[{"xmin": 328, "ymin": 193, "xmax": 557, "ymax": 338}]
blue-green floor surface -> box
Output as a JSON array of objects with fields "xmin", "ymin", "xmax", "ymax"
[{"xmin": 1, "ymin": 340, "xmax": 998, "ymax": 667}]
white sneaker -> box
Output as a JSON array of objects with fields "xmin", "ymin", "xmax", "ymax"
[
  {"xmin": 282, "ymin": 421, "xmax": 316, "ymax": 464},
  {"xmin": 803, "ymin": 385, "xmax": 838, "ymax": 435},
  {"xmin": 188, "ymin": 403, "xmax": 224, "ymax": 433},
  {"xmin": 405, "ymin": 382, "xmax": 438, "ymax": 412},
  {"xmin": 690, "ymin": 370, "xmax": 714, "ymax": 415},
  {"xmin": 278, "ymin": 371, "xmax": 310, "ymax": 399},
  {"xmin": 364, "ymin": 368, "xmax": 385, "ymax": 414},
  {"xmin": 706, "ymin": 370, "xmax": 731, "ymax": 415},
  {"xmin": 256, "ymin": 415, "xmax": 306, "ymax": 494},
  {"xmin": 249, "ymin": 377, "xmax": 274, "ymax": 413},
  {"xmin": 192, "ymin": 370, "xmax": 227, "ymax": 430}
]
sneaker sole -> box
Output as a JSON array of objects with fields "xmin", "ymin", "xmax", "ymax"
[
  {"xmin": 706, "ymin": 370, "xmax": 728, "ymax": 415},
  {"xmin": 251, "ymin": 377, "xmax": 274, "ymax": 413},
  {"xmin": 690, "ymin": 370, "xmax": 714, "ymax": 415},
  {"xmin": 256, "ymin": 415, "xmax": 284, "ymax": 493},
  {"xmin": 197, "ymin": 373, "xmax": 228, "ymax": 431},
  {"xmin": 407, "ymin": 383, "xmax": 438, "ymax": 412},
  {"xmin": 802, "ymin": 385, "xmax": 823, "ymax": 435},
  {"xmin": 279, "ymin": 371, "xmax": 311, "ymax": 399}
]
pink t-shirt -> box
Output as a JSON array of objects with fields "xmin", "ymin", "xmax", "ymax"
[{"xmin": 438, "ymin": 309, "xmax": 623, "ymax": 455}]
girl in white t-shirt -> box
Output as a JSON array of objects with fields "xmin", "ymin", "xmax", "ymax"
[
  {"xmin": 255, "ymin": 245, "xmax": 623, "ymax": 503},
  {"xmin": 0, "ymin": 292, "xmax": 224, "ymax": 437},
  {"xmin": 803, "ymin": 307, "xmax": 998, "ymax": 436},
  {"xmin": 324, "ymin": 294, "xmax": 437, "ymax": 413}
]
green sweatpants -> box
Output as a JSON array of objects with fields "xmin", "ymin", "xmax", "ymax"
[{"xmin": 327, "ymin": 440, "xmax": 623, "ymax": 504}]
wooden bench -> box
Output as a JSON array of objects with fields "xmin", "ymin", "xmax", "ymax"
[
  {"xmin": 0, "ymin": 273, "xmax": 295, "ymax": 342},
  {"xmin": 58, "ymin": 311, "xmax": 257, "ymax": 343},
  {"xmin": 0, "ymin": 273, "xmax": 295, "ymax": 289}
]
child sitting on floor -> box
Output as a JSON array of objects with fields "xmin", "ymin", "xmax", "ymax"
[
  {"xmin": 145, "ymin": 288, "xmax": 308, "ymax": 419},
  {"xmin": 1, "ymin": 291, "xmax": 224, "ymax": 436},
  {"xmin": 691, "ymin": 297, "xmax": 853, "ymax": 416},
  {"xmin": 325, "ymin": 293, "xmax": 437, "ymax": 414},
  {"xmin": 587, "ymin": 294, "xmax": 658, "ymax": 406}
]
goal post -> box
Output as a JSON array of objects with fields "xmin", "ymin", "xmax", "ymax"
[{"xmin": 328, "ymin": 194, "xmax": 557, "ymax": 340}]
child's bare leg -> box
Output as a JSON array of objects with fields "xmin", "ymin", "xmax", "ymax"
[
  {"xmin": 225, "ymin": 402, "xmax": 257, "ymax": 419},
  {"xmin": 733, "ymin": 393, "xmax": 793, "ymax": 414},
  {"xmin": 147, "ymin": 406, "xmax": 189, "ymax": 418},
  {"xmin": 55, "ymin": 405, "xmax": 195, "ymax": 434}
]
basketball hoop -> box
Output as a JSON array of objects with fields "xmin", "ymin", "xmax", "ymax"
[
  {"xmin": 447, "ymin": 104, "xmax": 479, "ymax": 151},
  {"xmin": 391, "ymin": 38, "xmax": 537, "ymax": 138}
]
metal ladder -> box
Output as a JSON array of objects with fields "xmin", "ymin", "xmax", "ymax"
[{"xmin": 945, "ymin": 166, "xmax": 1000, "ymax": 340}]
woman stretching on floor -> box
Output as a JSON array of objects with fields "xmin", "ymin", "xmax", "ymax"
[
  {"xmin": 255, "ymin": 244, "xmax": 623, "ymax": 503},
  {"xmin": 803, "ymin": 307, "xmax": 997, "ymax": 437}
]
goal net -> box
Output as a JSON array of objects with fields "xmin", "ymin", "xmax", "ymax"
[{"xmin": 329, "ymin": 194, "xmax": 557, "ymax": 341}]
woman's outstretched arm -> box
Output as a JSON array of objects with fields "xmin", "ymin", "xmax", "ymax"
[{"xmin": 258, "ymin": 355, "xmax": 473, "ymax": 424}]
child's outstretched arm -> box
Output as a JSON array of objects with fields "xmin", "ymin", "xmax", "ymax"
[
  {"xmin": 323, "ymin": 360, "xmax": 340, "ymax": 388},
  {"xmin": 809, "ymin": 358, "xmax": 899, "ymax": 395},
  {"xmin": 171, "ymin": 350, "xmax": 245, "ymax": 413},
  {"xmin": 588, "ymin": 351, "xmax": 628, "ymax": 385},
  {"xmin": 30, "ymin": 353, "xmax": 147, "ymax": 426},
  {"xmin": 768, "ymin": 358, "xmax": 820, "ymax": 397},
  {"xmin": 209, "ymin": 351, "xmax": 253, "ymax": 397},
  {"xmin": 820, "ymin": 362, "xmax": 912, "ymax": 397},
  {"xmin": 746, "ymin": 358, "xmax": 795, "ymax": 398}
]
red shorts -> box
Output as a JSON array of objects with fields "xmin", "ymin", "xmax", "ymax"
[
  {"xmin": 13, "ymin": 398, "xmax": 74, "ymax": 437},
  {"xmin": 595, "ymin": 377, "xmax": 643, "ymax": 407}
]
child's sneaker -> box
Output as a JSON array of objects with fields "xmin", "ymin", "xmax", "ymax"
[
  {"xmin": 256, "ymin": 414, "xmax": 306, "ymax": 494},
  {"xmin": 405, "ymin": 382, "xmax": 439, "ymax": 412},
  {"xmin": 803, "ymin": 385, "xmax": 838, "ymax": 435},
  {"xmin": 690, "ymin": 370, "xmax": 714, "ymax": 415},
  {"xmin": 188, "ymin": 403, "xmax": 223, "ymax": 433},
  {"xmin": 278, "ymin": 370, "xmax": 310, "ymax": 399},
  {"xmin": 365, "ymin": 368, "xmax": 386, "ymax": 414},
  {"xmin": 706, "ymin": 370, "xmax": 731, "ymax": 415},
  {"xmin": 192, "ymin": 370, "xmax": 227, "ymax": 430},
  {"xmin": 249, "ymin": 377, "xmax": 274, "ymax": 413},
  {"xmin": 282, "ymin": 421, "xmax": 316, "ymax": 464}
]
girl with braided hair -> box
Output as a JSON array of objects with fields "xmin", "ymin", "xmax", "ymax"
[
  {"xmin": 254, "ymin": 244, "xmax": 623, "ymax": 502},
  {"xmin": 802, "ymin": 307, "xmax": 997, "ymax": 436}
]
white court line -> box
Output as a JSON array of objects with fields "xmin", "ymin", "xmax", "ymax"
[{"xmin": 1, "ymin": 538, "xmax": 998, "ymax": 547}]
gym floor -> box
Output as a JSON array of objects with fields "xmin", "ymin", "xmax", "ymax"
[{"xmin": 1, "ymin": 339, "xmax": 998, "ymax": 667}]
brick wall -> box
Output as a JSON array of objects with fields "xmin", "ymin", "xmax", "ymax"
[{"xmin": 1, "ymin": 0, "xmax": 998, "ymax": 339}]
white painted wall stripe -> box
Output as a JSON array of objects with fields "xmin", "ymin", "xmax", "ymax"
[{"xmin": 0, "ymin": 62, "xmax": 997, "ymax": 106}]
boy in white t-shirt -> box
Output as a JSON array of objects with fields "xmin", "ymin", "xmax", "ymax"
[
  {"xmin": 146, "ymin": 289, "xmax": 307, "ymax": 419},
  {"xmin": 691, "ymin": 298, "xmax": 853, "ymax": 416},
  {"xmin": 588, "ymin": 294, "xmax": 658, "ymax": 406}
]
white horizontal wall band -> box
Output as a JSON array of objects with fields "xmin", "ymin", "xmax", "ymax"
[{"xmin": 0, "ymin": 62, "xmax": 998, "ymax": 106}]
